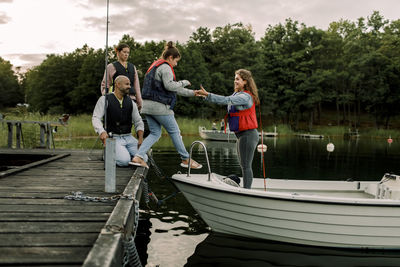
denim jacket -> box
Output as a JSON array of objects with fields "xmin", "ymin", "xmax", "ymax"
[{"xmin": 205, "ymin": 91, "xmax": 253, "ymax": 112}]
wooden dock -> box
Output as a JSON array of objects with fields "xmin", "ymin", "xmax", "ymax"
[{"xmin": 0, "ymin": 148, "xmax": 146, "ymax": 266}]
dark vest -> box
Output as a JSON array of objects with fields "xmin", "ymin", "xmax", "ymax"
[
  {"xmin": 105, "ymin": 94, "xmax": 133, "ymax": 134},
  {"xmin": 112, "ymin": 61, "xmax": 136, "ymax": 95},
  {"xmin": 141, "ymin": 59, "xmax": 177, "ymax": 109}
]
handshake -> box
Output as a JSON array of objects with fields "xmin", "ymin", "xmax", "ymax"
[{"xmin": 194, "ymin": 85, "xmax": 209, "ymax": 97}]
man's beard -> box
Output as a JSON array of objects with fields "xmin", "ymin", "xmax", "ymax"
[{"xmin": 121, "ymin": 88, "xmax": 129, "ymax": 96}]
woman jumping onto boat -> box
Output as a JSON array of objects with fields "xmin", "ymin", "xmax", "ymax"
[
  {"xmin": 130, "ymin": 41, "xmax": 202, "ymax": 169},
  {"xmin": 195, "ymin": 69, "xmax": 260, "ymax": 188}
]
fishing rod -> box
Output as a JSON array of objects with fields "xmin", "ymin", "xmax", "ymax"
[
  {"xmin": 103, "ymin": 0, "xmax": 110, "ymax": 168},
  {"xmin": 88, "ymin": 0, "xmax": 110, "ymax": 162}
]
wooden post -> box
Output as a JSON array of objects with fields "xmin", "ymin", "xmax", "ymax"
[
  {"xmin": 46, "ymin": 122, "xmax": 51, "ymax": 149},
  {"xmin": 105, "ymin": 138, "xmax": 116, "ymax": 193},
  {"xmin": 39, "ymin": 123, "xmax": 46, "ymax": 148},
  {"xmin": 15, "ymin": 123, "xmax": 22, "ymax": 149},
  {"xmin": 7, "ymin": 122, "xmax": 13, "ymax": 148}
]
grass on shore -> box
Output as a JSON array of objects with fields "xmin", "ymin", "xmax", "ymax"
[{"xmin": 1, "ymin": 110, "xmax": 399, "ymax": 149}]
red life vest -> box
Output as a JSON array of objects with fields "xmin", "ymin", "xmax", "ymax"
[
  {"xmin": 146, "ymin": 59, "xmax": 176, "ymax": 80},
  {"xmin": 227, "ymin": 91, "xmax": 258, "ymax": 132}
]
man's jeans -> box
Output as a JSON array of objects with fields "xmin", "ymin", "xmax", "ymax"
[{"xmin": 114, "ymin": 135, "xmax": 147, "ymax": 166}]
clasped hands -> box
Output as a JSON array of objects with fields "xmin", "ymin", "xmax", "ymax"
[{"xmin": 194, "ymin": 85, "xmax": 209, "ymax": 97}]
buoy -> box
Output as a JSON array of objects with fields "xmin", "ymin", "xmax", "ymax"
[
  {"xmin": 388, "ymin": 138, "xmax": 393, "ymax": 144},
  {"xmin": 326, "ymin": 143, "xmax": 335, "ymax": 152},
  {"xmin": 257, "ymin": 144, "xmax": 267, "ymax": 152}
]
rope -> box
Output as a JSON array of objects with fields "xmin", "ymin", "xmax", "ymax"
[
  {"xmin": 147, "ymin": 153, "xmax": 166, "ymax": 179},
  {"xmin": 87, "ymin": 135, "xmax": 102, "ymax": 161},
  {"xmin": 146, "ymin": 153, "xmax": 181, "ymax": 206}
]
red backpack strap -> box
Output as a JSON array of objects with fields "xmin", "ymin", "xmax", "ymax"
[{"xmin": 146, "ymin": 59, "xmax": 176, "ymax": 80}]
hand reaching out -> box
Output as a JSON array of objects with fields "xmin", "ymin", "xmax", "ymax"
[{"xmin": 195, "ymin": 85, "xmax": 209, "ymax": 97}]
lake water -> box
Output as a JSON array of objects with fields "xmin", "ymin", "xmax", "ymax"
[{"xmin": 136, "ymin": 136, "xmax": 400, "ymax": 267}]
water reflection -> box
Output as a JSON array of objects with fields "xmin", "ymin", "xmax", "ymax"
[
  {"xmin": 186, "ymin": 232, "xmax": 400, "ymax": 267},
  {"xmin": 136, "ymin": 216, "xmax": 207, "ymax": 267},
  {"xmin": 139, "ymin": 137, "xmax": 400, "ymax": 266},
  {"xmin": 250, "ymin": 137, "xmax": 400, "ymax": 181}
]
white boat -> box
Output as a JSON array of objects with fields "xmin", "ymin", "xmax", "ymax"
[
  {"xmin": 171, "ymin": 141, "xmax": 400, "ymax": 249},
  {"xmin": 198, "ymin": 126, "xmax": 237, "ymax": 141},
  {"xmin": 199, "ymin": 126, "xmax": 277, "ymax": 142}
]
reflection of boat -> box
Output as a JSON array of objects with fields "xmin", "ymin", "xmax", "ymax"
[
  {"xmin": 199, "ymin": 126, "xmax": 278, "ymax": 142},
  {"xmin": 172, "ymin": 143, "xmax": 400, "ymax": 249},
  {"xmin": 198, "ymin": 140, "xmax": 238, "ymax": 159},
  {"xmin": 186, "ymin": 232, "xmax": 400, "ymax": 266},
  {"xmin": 199, "ymin": 126, "xmax": 237, "ymax": 142},
  {"xmin": 295, "ymin": 133, "xmax": 324, "ymax": 139},
  {"xmin": 344, "ymin": 129, "xmax": 360, "ymax": 139},
  {"xmin": 200, "ymin": 140, "xmax": 237, "ymax": 150}
]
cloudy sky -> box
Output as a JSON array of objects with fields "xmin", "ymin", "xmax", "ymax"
[{"xmin": 1, "ymin": 0, "xmax": 399, "ymax": 71}]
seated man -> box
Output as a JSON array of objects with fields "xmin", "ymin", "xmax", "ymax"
[{"xmin": 92, "ymin": 75, "xmax": 147, "ymax": 166}]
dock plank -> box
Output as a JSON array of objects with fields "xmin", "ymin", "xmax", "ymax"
[
  {"xmin": 0, "ymin": 247, "xmax": 89, "ymax": 264},
  {"xmin": 0, "ymin": 199, "xmax": 115, "ymax": 205},
  {"xmin": 0, "ymin": 233, "xmax": 99, "ymax": 247},
  {"xmin": 0, "ymin": 221, "xmax": 105, "ymax": 233},
  {"xmin": 0, "ymin": 212, "xmax": 109, "ymax": 221},
  {"xmin": 0, "ymin": 205, "xmax": 113, "ymax": 212},
  {"xmin": 0, "ymin": 148, "xmax": 143, "ymax": 266}
]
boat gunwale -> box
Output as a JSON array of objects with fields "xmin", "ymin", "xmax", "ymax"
[{"xmin": 171, "ymin": 174, "xmax": 400, "ymax": 207}]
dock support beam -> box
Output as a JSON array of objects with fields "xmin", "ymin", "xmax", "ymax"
[{"xmin": 105, "ymin": 138, "xmax": 116, "ymax": 193}]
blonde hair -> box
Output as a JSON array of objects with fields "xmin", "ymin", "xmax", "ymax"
[{"xmin": 235, "ymin": 69, "xmax": 260, "ymax": 105}]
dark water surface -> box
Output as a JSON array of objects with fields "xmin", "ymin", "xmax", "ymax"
[{"xmin": 137, "ymin": 137, "xmax": 400, "ymax": 267}]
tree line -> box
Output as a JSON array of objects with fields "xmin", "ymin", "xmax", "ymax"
[{"xmin": 1, "ymin": 11, "xmax": 399, "ymax": 130}]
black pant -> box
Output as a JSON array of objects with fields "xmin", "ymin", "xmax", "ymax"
[{"xmin": 235, "ymin": 129, "xmax": 259, "ymax": 188}]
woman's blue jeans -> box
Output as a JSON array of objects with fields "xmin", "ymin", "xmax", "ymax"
[{"xmin": 135, "ymin": 114, "xmax": 189, "ymax": 160}]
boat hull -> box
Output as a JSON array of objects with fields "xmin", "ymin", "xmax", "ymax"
[{"xmin": 171, "ymin": 174, "xmax": 400, "ymax": 249}]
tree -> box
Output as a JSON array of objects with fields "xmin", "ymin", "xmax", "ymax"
[
  {"xmin": 68, "ymin": 47, "xmax": 105, "ymax": 113},
  {"xmin": 131, "ymin": 40, "xmax": 165, "ymax": 82},
  {"xmin": 174, "ymin": 42, "xmax": 212, "ymax": 117},
  {"xmin": 25, "ymin": 45, "xmax": 89, "ymax": 114},
  {"xmin": 0, "ymin": 57, "xmax": 23, "ymax": 108},
  {"xmin": 17, "ymin": 13, "xmax": 400, "ymax": 129},
  {"xmin": 206, "ymin": 23, "xmax": 257, "ymax": 95}
]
